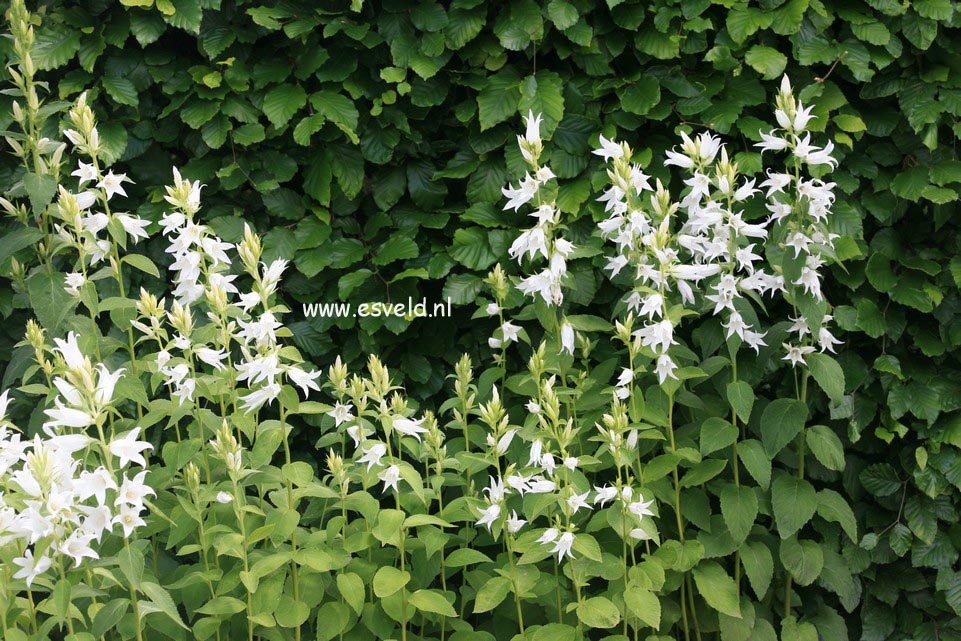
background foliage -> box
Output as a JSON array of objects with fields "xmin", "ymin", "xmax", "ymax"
[{"xmin": 2, "ymin": 0, "xmax": 961, "ymax": 639}]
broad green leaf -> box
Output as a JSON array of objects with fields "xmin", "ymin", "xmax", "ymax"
[
  {"xmin": 720, "ymin": 484, "xmax": 758, "ymax": 544},
  {"xmin": 409, "ymin": 589, "xmax": 457, "ymax": 617},
  {"xmin": 805, "ymin": 425, "xmax": 845, "ymax": 471},
  {"xmin": 445, "ymin": 548, "xmax": 493, "ymax": 567},
  {"xmin": 372, "ymin": 236, "xmax": 418, "ymax": 266},
  {"xmin": 745, "ymin": 45, "xmax": 788, "ymax": 79},
  {"xmin": 24, "ymin": 173, "xmax": 58, "ymax": 214},
  {"xmin": 726, "ymin": 381, "xmax": 755, "ymax": 424},
  {"xmin": 0, "ymin": 226, "xmax": 43, "ymax": 267},
  {"xmin": 816, "ymin": 489, "xmax": 858, "ymax": 542},
  {"xmin": 263, "ymin": 84, "xmax": 308, "ymax": 128},
  {"xmin": 779, "ymin": 537, "xmax": 824, "ymax": 586},
  {"xmin": 760, "ymin": 399, "xmax": 808, "ymax": 459},
  {"xmin": 576, "ymin": 596, "xmax": 621, "ymax": 629},
  {"xmin": 739, "ymin": 541, "xmax": 773, "ymax": 599},
  {"xmin": 196, "ymin": 596, "xmax": 246, "ymax": 616},
  {"xmin": 771, "ymin": 475, "xmax": 817, "ymax": 538},
  {"xmin": 373, "ymin": 566, "xmax": 410, "ymax": 598},
  {"xmin": 477, "ymin": 68, "xmax": 521, "ymax": 130},
  {"xmin": 519, "ymin": 71, "xmax": 565, "ymax": 135},
  {"xmin": 141, "ymin": 581, "xmax": 189, "ymax": 629},
  {"xmin": 103, "ymin": 76, "xmax": 139, "ymax": 107},
  {"xmin": 738, "ymin": 439, "xmax": 771, "ymax": 490},
  {"xmin": 806, "ymin": 353, "xmax": 845, "ymax": 402},
  {"xmin": 692, "ymin": 561, "xmax": 741, "ymax": 618},
  {"xmin": 624, "ymin": 586, "xmax": 660, "ymax": 628},
  {"xmin": 680, "ymin": 458, "xmax": 727, "ymax": 487},
  {"xmin": 123, "ymin": 254, "xmax": 160, "ymax": 278},
  {"xmin": 619, "ymin": 76, "xmax": 660, "ymax": 115},
  {"xmin": 473, "ymin": 576, "xmax": 511, "ymax": 613},
  {"xmin": 450, "ymin": 227, "xmax": 497, "ymax": 270},
  {"xmin": 699, "ymin": 417, "xmax": 737, "ymax": 456},
  {"xmin": 311, "ymin": 91, "xmax": 360, "ymax": 143}
]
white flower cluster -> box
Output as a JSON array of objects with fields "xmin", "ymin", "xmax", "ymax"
[
  {"xmin": 755, "ymin": 76, "xmax": 842, "ymax": 366},
  {"xmin": 473, "ymin": 379, "xmax": 657, "ymax": 563},
  {"xmin": 125, "ymin": 169, "xmax": 321, "ymax": 414},
  {"xmin": 503, "ymin": 112, "xmax": 575, "ymax": 307},
  {"xmin": 54, "ymin": 94, "xmax": 149, "ymax": 292},
  {"xmin": 585, "ymin": 74, "xmax": 842, "ymax": 376},
  {"xmin": 0, "ymin": 380, "xmax": 154, "ymax": 587}
]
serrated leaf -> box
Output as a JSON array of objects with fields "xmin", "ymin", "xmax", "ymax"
[
  {"xmin": 806, "ymin": 352, "xmax": 845, "ymax": 402},
  {"xmin": 739, "ymin": 541, "xmax": 773, "ymax": 599},
  {"xmin": 779, "ymin": 537, "xmax": 824, "ymax": 586},
  {"xmin": 760, "ymin": 399, "xmax": 808, "ymax": 459},
  {"xmin": 263, "ymin": 84, "xmax": 308, "ymax": 128},
  {"xmin": 771, "ymin": 475, "xmax": 817, "ymax": 538},
  {"xmin": 745, "ymin": 45, "xmax": 788, "ymax": 79},
  {"xmin": 692, "ymin": 561, "xmax": 741, "ymax": 618},
  {"xmin": 805, "ymin": 425, "xmax": 845, "ymax": 471},
  {"xmin": 720, "ymin": 484, "xmax": 758, "ymax": 544}
]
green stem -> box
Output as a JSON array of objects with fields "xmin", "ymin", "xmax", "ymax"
[
  {"xmin": 667, "ymin": 392, "xmax": 692, "ymax": 641},
  {"xmin": 785, "ymin": 371, "xmax": 809, "ymax": 619},
  {"xmin": 506, "ymin": 534, "xmax": 525, "ymax": 634},
  {"xmin": 280, "ymin": 405, "xmax": 301, "ymax": 641}
]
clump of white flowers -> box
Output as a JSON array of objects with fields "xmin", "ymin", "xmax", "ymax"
[
  {"xmin": 504, "ymin": 111, "xmax": 575, "ymax": 308},
  {"xmin": 0, "ymin": 348, "xmax": 154, "ymax": 588},
  {"xmin": 588, "ymin": 74, "xmax": 841, "ymax": 379}
]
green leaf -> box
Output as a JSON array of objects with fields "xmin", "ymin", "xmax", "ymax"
[
  {"xmin": 806, "ymin": 353, "xmax": 845, "ymax": 402},
  {"xmin": 196, "ymin": 596, "xmax": 246, "ymax": 616},
  {"xmin": 263, "ymin": 84, "xmax": 308, "ymax": 128},
  {"xmin": 141, "ymin": 581, "xmax": 189, "ymax": 629},
  {"xmin": 373, "ymin": 236, "xmax": 419, "ymax": 266},
  {"xmin": 805, "ymin": 425, "xmax": 845, "ymax": 471},
  {"xmin": 738, "ymin": 439, "xmax": 771, "ymax": 490},
  {"xmin": 445, "ymin": 548, "xmax": 493, "ymax": 567},
  {"xmin": 624, "ymin": 587, "xmax": 660, "ymax": 628},
  {"xmin": 779, "ymin": 537, "xmax": 824, "ymax": 586},
  {"xmin": 519, "ymin": 71, "xmax": 565, "ymax": 136},
  {"xmin": 123, "ymin": 254, "xmax": 160, "ymax": 278},
  {"xmin": 103, "ymin": 76, "xmax": 139, "ymax": 107},
  {"xmin": 760, "ymin": 399, "xmax": 808, "ymax": 459},
  {"xmin": 720, "ymin": 484, "xmax": 758, "ymax": 544},
  {"xmin": 700, "ymin": 417, "xmax": 738, "ymax": 455},
  {"xmin": 576, "ymin": 596, "xmax": 621, "ymax": 629},
  {"xmin": 233, "ymin": 123, "xmax": 266, "ymax": 146},
  {"xmin": 473, "ymin": 576, "xmax": 511, "ymax": 613},
  {"xmin": 373, "ymin": 566, "xmax": 410, "ymax": 598},
  {"xmin": 24, "ymin": 173, "xmax": 58, "ymax": 214},
  {"xmin": 27, "ymin": 271, "xmax": 77, "ymax": 335},
  {"xmin": 771, "ymin": 475, "xmax": 817, "ymax": 538},
  {"xmin": 726, "ymin": 381, "xmax": 755, "ymax": 423},
  {"xmin": 92, "ymin": 600, "xmax": 129, "ymax": 639},
  {"xmin": 547, "ymin": 0, "xmax": 578, "ymax": 29},
  {"xmin": 450, "ymin": 227, "xmax": 497, "ymax": 270},
  {"xmin": 409, "ymin": 590, "xmax": 457, "ymax": 617},
  {"xmin": 336, "ymin": 573, "xmax": 364, "ymax": 615},
  {"xmin": 0, "ymin": 226, "xmax": 43, "ymax": 267},
  {"xmin": 33, "ymin": 24, "xmax": 81, "ymax": 70},
  {"xmin": 478, "ymin": 68, "xmax": 521, "ymax": 130},
  {"xmin": 890, "ymin": 166, "xmax": 929, "ymax": 202},
  {"xmin": 311, "ymin": 91, "xmax": 360, "ymax": 143},
  {"xmin": 739, "ymin": 541, "xmax": 774, "ymax": 599},
  {"xmin": 619, "ymin": 76, "xmax": 661, "ymax": 116},
  {"xmin": 692, "ymin": 561, "xmax": 741, "ymax": 618},
  {"xmin": 745, "ymin": 45, "xmax": 788, "ymax": 79},
  {"xmin": 816, "ymin": 489, "xmax": 858, "ymax": 542}
]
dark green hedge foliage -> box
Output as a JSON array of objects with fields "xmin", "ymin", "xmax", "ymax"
[{"xmin": 2, "ymin": 0, "xmax": 961, "ymax": 639}]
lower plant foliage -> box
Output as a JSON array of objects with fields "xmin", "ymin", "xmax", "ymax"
[{"xmin": 1, "ymin": 2, "xmax": 961, "ymax": 641}]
